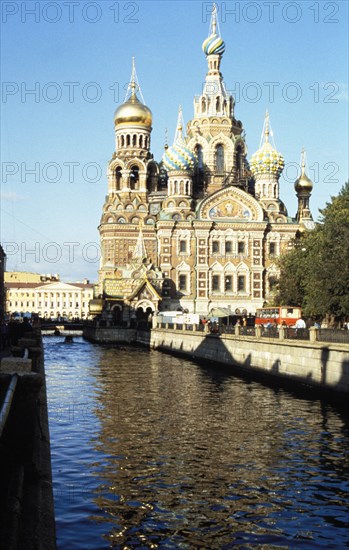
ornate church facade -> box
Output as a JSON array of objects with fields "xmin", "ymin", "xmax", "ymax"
[{"xmin": 96, "ymin": 7, "xmax": 314, "ymax": 322}]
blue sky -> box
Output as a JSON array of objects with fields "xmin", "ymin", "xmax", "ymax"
[{"xmin": 1, "ymin": 0, "xmax": 348, "ymax": 281}]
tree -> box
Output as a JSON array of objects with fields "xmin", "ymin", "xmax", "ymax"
[
  {"xmin": 305, "ymin": 182, "xmax": 349, "ymax": 320},
  {"xmin": 275, "ymin": 183, "xmax": 349, "ymax": 323},
  {"xmin": 274, "ymin": 234, "xmax": 309, "ymax": 308}
]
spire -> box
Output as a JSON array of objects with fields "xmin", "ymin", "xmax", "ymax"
[
  {"xmin": 124, "ymin": 57, "xmax": 146, "ymax": 104},
  {"xmin": 210, "ymin": 3, "xmax": 218, "ymax": 35},
  {"xmin": 132, "ymin": 219, "xmax": 147, "ymax": 261},
  {"xmin": 259, "ymin": 110, "xmax": 277, "ymax": 148},
  {"xmin": 173, "ymin": 105, "xmax": 185, "ymax": 145},
  {"xmin": 264, "ymin": 110, "xmax": 270, "ymax": 144},
  {"xmin": 300, "ymin": 147, "xmax": 306, "ymax": 175}
]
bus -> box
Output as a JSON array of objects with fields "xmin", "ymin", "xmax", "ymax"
[{"xmin": 255, "ymin": 306, "xmax": 302, "ymax": 327}]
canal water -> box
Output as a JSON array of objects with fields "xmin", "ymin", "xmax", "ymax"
[{"xmin": 44, "ymin": 336, "xmax": 349, "ymax": 549}]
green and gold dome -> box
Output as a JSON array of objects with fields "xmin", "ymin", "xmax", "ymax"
[{"xmin": 250, "ymin": 112, "xmax": 284, "ymax": 178}]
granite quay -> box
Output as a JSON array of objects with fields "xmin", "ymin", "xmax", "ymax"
[{"xmin": 83, "ymin": 322, "xmax": 349, "ymax": 398}]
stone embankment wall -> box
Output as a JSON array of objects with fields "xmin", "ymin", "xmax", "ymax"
[
  {"xmin": 84, "ymin": 326, "xmax": 137, "ymax": 344},
  {"xmin": 148, "ymin": 329, "xmax": 349, "ymax": 395},
  {"xmin": 0, "ymin": 331, "xmax": 56, "ymax": 550},
  {"xmin": 83, "ymin": 325, "xmax": 349, "ymax": 396}
]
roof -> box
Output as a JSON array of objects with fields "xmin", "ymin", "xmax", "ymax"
[{"xmin": 6, "ymin": 281, "xmax": 94, "ymax": 290}]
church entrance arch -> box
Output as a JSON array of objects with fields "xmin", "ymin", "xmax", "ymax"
[
  {"xmin": 111, "ymin": 304, "xmax": 122, "ymax": 325},
  {"xmin": 135, "ymin": 300, "xmax": 155, "ymax": 314}
]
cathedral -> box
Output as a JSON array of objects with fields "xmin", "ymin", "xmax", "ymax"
[{"xmin": 95, "ymin": 7, "xmax": 314, "ymax": 323}]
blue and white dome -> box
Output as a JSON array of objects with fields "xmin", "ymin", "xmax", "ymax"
[
  {"xmin": 162, "ymin": 143, "xmax": 196, "ymax": 172},
  {"xmin": 162, "ymin": 107, "xmax": 196, "ymax": 173}
]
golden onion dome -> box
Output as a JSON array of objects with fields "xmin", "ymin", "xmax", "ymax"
[
  {"xmin": 294, "ymin": 150, "xmax": 313, "ymax": 193},
  {"xmin": 295, "ymin": 172, "xmax": 313, "ymax": 193},
  {"xmin": 114, "ymin": 91, "xmax": 152, "ymax": 128}
]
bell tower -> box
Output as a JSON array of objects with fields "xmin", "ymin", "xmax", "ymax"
[{"xmin": 186, "ymin": 3, "xmax": 249, "ymax": 196}]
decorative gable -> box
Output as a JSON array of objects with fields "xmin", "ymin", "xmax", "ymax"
[{"xmin": 198, "ymin": 187, "xmax": 264, "ymax": 222}]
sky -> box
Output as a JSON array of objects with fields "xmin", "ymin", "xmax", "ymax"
[{"xmin": 1, "ymin": 0, "xmax": 348, "ymax": 282}]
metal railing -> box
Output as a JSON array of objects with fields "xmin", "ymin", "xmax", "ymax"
[
  {"xmin": 261, "ymin": 327, "xmax": 280, "ymax": 339},
  {"xmin": 285, "ymin": 328, "xmax": 310, "ymax": 341},
  {"xmin": 318, "ymin": 328, "xmax": 349, "ymax": 344},
  {"xmin": 154, "ymin": 322, "xmax": 348, "ymax": 345}
]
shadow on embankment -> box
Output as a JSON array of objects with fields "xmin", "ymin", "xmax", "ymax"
[{"xmin": 154, "ymin": 331, "xmax": 348, "ymax": 408}]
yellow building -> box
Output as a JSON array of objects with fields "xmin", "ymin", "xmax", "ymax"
[
  {"xmin": 5, "ymin": 272, "xmax": 94, "ymax": 320},
  {"xmin": 97, "ymin": 8, "xmax": 314, "ymax": 321}
]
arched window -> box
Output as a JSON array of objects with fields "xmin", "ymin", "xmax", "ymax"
[
  {"xmin": 147, "ymin": 164, "xmax": 157, "ymax": 193},
  {"xmin": 139, "ymin": 135, "xmax": 143, "ymax": 148},
  {"xmin": 236, "ymin": 145, "xmax": 243, "ymax": 179},
  {"xmin": 132, "ymin": 134, "xmax": 137, "ymax": 147},
  {"xmin": 215, "ymin": 144, "xmax": 225, "ymax": 173},
  {"xmin": 126, "ymin": 134, "xmax": 131, "ymax": 146},
  {"xmin": 115, "ymin": 166, "xmax": 122, "ymax": 190},
  {"xmin": 195, "ymin": 144, "xmax": 204, "ymax": 170},
  {"xmin": 130, "ymin": 165, "xmax": 139, "ymax": 190}
]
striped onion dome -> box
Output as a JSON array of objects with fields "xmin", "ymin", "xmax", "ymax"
[
  {"xmin": 202, "ymin": 33, "xmax": 225, "ymax": 56},
  {"xmin": 162, "ymin": 143, "xmax": 196, "ymax": 172},
  {"xmin": 250, "ymin": 113, "xmax": 284, "ymax": 178},
  {"xmin": 162, "ymin": 107, "xmax": 196, "ymax": 172},
  {"xmin": 202, "ymin": 4, "xmax": 225, "ymax": 56}
]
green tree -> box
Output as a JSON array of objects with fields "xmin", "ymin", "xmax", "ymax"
[
  {"xmin": 305, "ymin": 182, "xmax": 349, "ymax": 320},
  {"xmin": 274, "ymin": 235, "xmax": 309, "ymax": 308},
  {"xmin": 275, "ymin": 182, "xmax": 349, "ymax": 322}
]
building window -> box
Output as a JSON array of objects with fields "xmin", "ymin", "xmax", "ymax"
[
  {"xmin": 269, "ymin": 242, "xmax": 276, "ymax": 256},
  {"xmin": 212, "ymin": 240, "xmax": 220, "ymax": 254},
  {"xmin": 130, "ymin": 165, "xmax": 139, "ymax": 190},
  {"xmin": 179, "ymin": 240, "xmax": 187, "ymax": 253},
  {"xmin": 225, "ymin": 276, "xmax": 233, "ymax": 291},
  {"xmin": 225, "ymin": 241, "xmax": 232, "ymax": 254},
  {"xmin": 269, "ymin": 276, "xmax": 278, "ymax": 291},
  {"xmin": 215, "ymin": 144, "xmax": 225, "ymax": 172},
  {"xmin": 212, "ymin": 275, "xmax": 220, "ymax": 291},
  {"xmin": 179, "ymin": 274, "xmax": 187, "ymax": 291},
  {"xmin": 195, "ymin": 144, "xmax": 204, "ymax": 169},
  {"xmin": 238, "ymin": 241, "xmax": 245, "ymax": 254},
  {"xmin": 237, "ymin": 275, "xmax": 245, "ymax": 292}
]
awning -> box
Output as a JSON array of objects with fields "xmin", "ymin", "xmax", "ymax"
[{"xmin": 209, "ymin": 307, "xmax": 231, "ymax": 318}]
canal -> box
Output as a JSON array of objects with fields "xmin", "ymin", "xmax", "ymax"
[{"xmin": 44, "ymin": 336, "xmax": 349, "ymax": 549}]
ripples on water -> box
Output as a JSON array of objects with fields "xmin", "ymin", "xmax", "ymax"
[{"xmin": 44, "ymin": 336, "xmax": 349, "ymax": 549}]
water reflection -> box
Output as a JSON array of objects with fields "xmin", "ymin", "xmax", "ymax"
[{"xmin": 45, "ymin": 337, "xmax": 349, "ymax": 549}]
